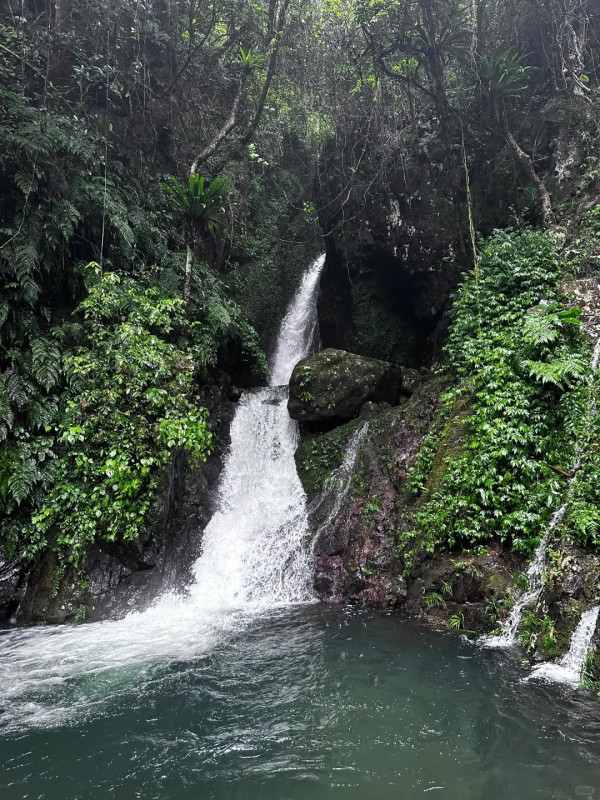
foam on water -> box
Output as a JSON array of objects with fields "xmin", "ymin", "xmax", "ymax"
[
  {"xmin": 527, "ymin": 605, "xmax": 600, "ymax": 687},
  {"xmin": 0, "ymin": 254, "xmax": 325, "ymax": 731}
]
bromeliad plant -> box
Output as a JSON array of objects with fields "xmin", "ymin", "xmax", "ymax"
[{"xmin": 162, "ymin": 174, "xmax": 230, "ymax": 307}]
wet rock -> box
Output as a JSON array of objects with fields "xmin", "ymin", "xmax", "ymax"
[
  {"xmin": 405, "ymin": 549, "xmax": 512, "ymax": 632},
  {"xmin": 288, "ymin": 348, "xmax": 403, "ymax": 423},
  {"xmin": 401, "ymin": 367, "xmax": 427, "ymax": 395},
  {"xmin": 559, "ymin": 277, "xmax": 600, "ymax": 340},
  {"xmin": 299, "ymin": 379, "xmax": 443, "ymax": 608},
  {"xmin": 535, "ymin": 546, "xmax": 600, "ymax": 659},
  {"xmin": 0, "ymin": 555, "xmax": 27, "ymax": 624}
]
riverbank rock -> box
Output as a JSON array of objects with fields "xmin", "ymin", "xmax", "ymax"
[
  {"xmin": 288, "ymin": 348, "xmax": 404, "ymax": 423},
  {"xmin": 405, "ymin": 550, "xmax": 512, "ymax": 632}
]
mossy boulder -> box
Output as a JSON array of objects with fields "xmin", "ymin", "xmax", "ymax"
[{"xmin": 288, "ymin": 348, "xmax": 404, "ymax": 422}]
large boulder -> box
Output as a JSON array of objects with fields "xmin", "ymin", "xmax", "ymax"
[{"xmin": 288, "ymin": 348, "xmax": 403, "ymax": 422}]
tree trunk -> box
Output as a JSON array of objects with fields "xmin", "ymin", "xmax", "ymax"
[
  {"xmin": 190, "ymin": 77, "xmax": 248, "ymax": 175},
  {"xmin": 504, "ymin": 127, "xmax": 554, "ymax": 227},
  {"xmin": 240, "ymin": 0, "xmax": 290, "ymax": 147}
]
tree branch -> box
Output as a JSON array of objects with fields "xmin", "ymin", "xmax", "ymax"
[{"xmin": 190, "ymin": 75, "xmax": 249, "ymax": 175}]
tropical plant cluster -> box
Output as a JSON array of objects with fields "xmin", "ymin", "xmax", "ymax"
[{"xmin": 408, "ymin": 229, "xmax": 595, "ymax": 554}]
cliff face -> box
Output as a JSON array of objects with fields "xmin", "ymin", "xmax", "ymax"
[
  {"xmin": 315, "ymin": 95, "xmax": 600, "ymax": 371},
  {"xmin": 316, "ymin": 155, "xmax": 462, "ymax": 369}
]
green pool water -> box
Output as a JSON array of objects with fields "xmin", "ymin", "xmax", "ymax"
[{"xmin": 2, "ymin": 606, "xmax": 599, "ymax": 800}]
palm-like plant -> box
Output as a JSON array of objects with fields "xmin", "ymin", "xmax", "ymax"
[
  {"xmin": 479, "ymin": 51, "xmax": 536, "ymax": 119},
  {"xmin": 163, "ymin": 174, "xmax": 230, "ymax": 306}
]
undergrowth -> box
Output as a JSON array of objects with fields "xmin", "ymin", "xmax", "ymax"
[{"xmin": 407, "ymin": 228, "xmax": 594, "ymax": 555}]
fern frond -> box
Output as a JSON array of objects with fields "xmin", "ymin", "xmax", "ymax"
[
  {"xmin": 7, "ymin": 452, "xmax": 40, "ymax": 505},
  {"xmin": 27, "ymin": 396, "xmax": 58, "ymax": 429},
  {"xmin": 5, "ymin": 368, "xmax": 35, "ymax": 409},
  {"xmin": 31, "ymin": 337, "xmax": 62, "ymax": 391}
]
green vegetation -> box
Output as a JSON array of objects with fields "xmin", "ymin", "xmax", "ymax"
[
  {"xmin": 518, "ymin": 610, "xmax": 557, "ymax": 654},
  {"xmin": 409, "ymin": 229, "xmax": 592, "ymax": 553},
  {"xmin": 2, "ymin": 266, "xmax": 216, "ymax": 568}
]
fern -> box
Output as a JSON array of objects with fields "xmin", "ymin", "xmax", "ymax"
[
  {"xmin": 27, "ymin": 396, "xmax": 58, "ymax": 429},
  {"xmin": 523, "ymin": 302, "xmax": 581, "ymax": 347},
  {"xmin": 7, "ymin": 449, "xmax": 41, "ymax": 506},
  {"xmin": 4, "ymin": 368, "xmax": 33, "ymax": 409},
  {"xmin": 31, "ymin": 337, "xmax": 62, "ymax": 391},
  {"xmin": 524, "ymin": 351, "xmax": 588, "ymax": 388},
  {"xmin": 0, "ymin": 375, "xmax": 14, "ymax": 440}
]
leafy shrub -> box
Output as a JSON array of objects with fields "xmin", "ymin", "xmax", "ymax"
[
  {"xmin": 410, "ymin": 229, "xmax": 590, "ymax": 553},
  {"xmin": 2, "ymin": 266, "xmax": 215, "ymax": 567}
]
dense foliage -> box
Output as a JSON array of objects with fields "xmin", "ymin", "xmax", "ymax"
[
  {"xmin": 408, "ymin": 229, "xmax": 593, "ymax": 553},
  {"xmin": 2, "ymin": 0, "xmax": 600, "ymax": 580}
]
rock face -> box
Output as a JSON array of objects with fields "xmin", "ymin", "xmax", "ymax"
[
  {"xmin": 559, "ymin": 277, "xmax": 600, "ymax": 340},
  {"xmin": 296, "ymin": 379, "xmax": 442, "ymax": 608},
  {"xmin": 288, "ymin": 348, "xmax": 404, "ymax": 423},
  {"xmin": 0, "ymin": 555, "xmax": 27, "ymax": 624}
]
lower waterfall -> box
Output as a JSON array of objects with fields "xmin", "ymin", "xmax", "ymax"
[
  {"xmin": 527, "ymin": 605, "xmax": 600, "ymax": 686},
  {"xmin": 0, "ymin": 254, "xmax": 324, "ymax": 731}
]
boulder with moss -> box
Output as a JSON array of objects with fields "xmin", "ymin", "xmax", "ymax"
[{"xmin": 288, "ymin": 348, "xmax": 405, "ymax": 423}]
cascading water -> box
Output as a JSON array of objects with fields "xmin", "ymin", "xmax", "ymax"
[
  {"xmin": 484, "ymin": 335, "xmax": 600, "ymax": 648},
  {"xmin": 270, "ymin": 255, "xmax": 324, "ymax": 386},
  {"xmin": 312, "ymin": 423, "xmax": 369, "ymax": 539},
  {"xmin": 482, "ymin": 505, "xmax": 566, "ymax": 649},
  {"xmin": 0, "ymin": 254, "xmax": 325, "ymax": 731},
  {"xmin": 527, "ymin": 605, "xmax": 600, "ymax": 686}
]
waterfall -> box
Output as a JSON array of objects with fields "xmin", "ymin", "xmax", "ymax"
[
  {"xmin": 483, "ymin": 335, "xmax": 600, "ymax": 648},
  {"xmin": 481, "ymin": 505, "xmax": 566, "ymax": 649},
  {"xmin": 270, "ymin": 254, "xmax": 325, "ymax": 385},
  {"xmin": 190, "ymin": 252, "xmax": 325, "ymax": 608},
  {"xmin": 312, "ymin": 423, "xmax": 369, "ymax": 540},
  {"xmin": 0, "ymin": 254, "xmax": 325, "ymax": 730},
  {"xmin": 527, "ymin": 606, "xmax": 600, "ymax": 687}
]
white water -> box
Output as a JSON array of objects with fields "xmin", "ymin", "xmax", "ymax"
[
  {"xmin": 313, "ymin": 423, "xmax": 369, "ymax": 540},
  {"xmin": 482, "ymin": 505, "xmax": 566, "ymax": 649},
  {"xmin": 270, "ymin": 254, "xmax": 325, "ymax": 385},
  {"xmin": 528, "ymin": 605, "xmax": 600, "ymax": 687},
  {"xmin": 0, "ymin": 254, "xmax": 325, "ymax": 730},
  {"xmin": 484, "ymin": 335, "xmax": 600, "ymax": 648}
]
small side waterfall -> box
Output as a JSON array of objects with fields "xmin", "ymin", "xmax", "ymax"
[
  {"xmin": 313, "ymin": 423, "xmax": 369, "ymax": 539},
  {"xmin": 0, "ymin": 254, "xmax": 325, "ymax": 730},
  {"xmin": 482, "ymin": 505, "xmax": 566, "ymax": 648},
  {"xmin": 527, "ymin": 606, "xmax": 600, "ymax": 686},
  {"xmin": 484, "ymin": 335, "xmax": 600, "ymax": 648}
]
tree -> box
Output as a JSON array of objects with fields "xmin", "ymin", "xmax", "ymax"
[{"xmin": 478, "ymin": 51, "xmax": 554, "ymax": 226}]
